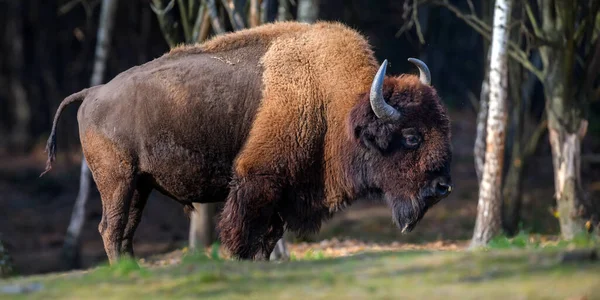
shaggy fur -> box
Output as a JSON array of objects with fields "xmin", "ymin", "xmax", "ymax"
[{"xmin": 43, "ymin": 21, "xmax": 452, "ymax": 263}]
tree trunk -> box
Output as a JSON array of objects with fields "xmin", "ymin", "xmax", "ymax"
[
  {"xmin": 545, "ymin": 58, "xmax": 589, "ymax": 238},
  {"xmin": 474, "ymin": 52, "xmax": 490, "ymax": 184},
  {"xmin": 471, "ymin": 0, "xmax": 512, "ymax": 247},
  {"xmin": 62, "ymin": 0, "xmax": 119, "ymax": 270},
  {"xmin": 261, "ymin": 0, "xmax": 278, "ymax": 23},
  {"xmin": 539, "ymin": 1, "xmax": 597, "ymax": 240},
  {"xmin": 249, "ymin": 0, "xmax": 260, "ymax": 27},
  {"xmin": 502, "ymin": 51, "xmax": 543, "ymax": 235},
  {"xmin": 277, "ymin": 0, "xmax": 292, "ymax": 21},
  {"xmin": 6, "ymin": 0, "xmax": 30, "ymax": 152},
  {"xmin": 296, "ymin": 0, "xmax": 319, "ymax": 23},
  {"xmin": 473, "ymin": 0, "xmax": 494, "ymax": 185},
  {"xmin": 189, "ymin": 203, "xmax": 217, "ymax": 251},
  {"xmin": 0, "ymin": 235, "xmax": 13, "ymax": 278},
  {"xmin": 548, "ymin": 118, "xmax": 588, "ymax": 239}
]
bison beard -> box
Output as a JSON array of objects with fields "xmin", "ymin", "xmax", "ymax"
[{"xmin": 41, "ymin": 21, "xmax": 453, "ymax": 264}]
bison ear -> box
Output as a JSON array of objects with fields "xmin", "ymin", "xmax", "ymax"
[{"xmin": 353, "ymin": 123, "xmax": 392, "ymax": 153}]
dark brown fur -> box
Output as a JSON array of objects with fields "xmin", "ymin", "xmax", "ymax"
[{"xmin": 43, "ymin": 21, "xmax": 452, "ymax": 263}]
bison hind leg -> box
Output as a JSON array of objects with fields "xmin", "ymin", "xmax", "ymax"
[
  {"xmin": 217, "ymin": 175, "xmax": 284, "ymax": 260},
  {"xmin": 120, "ymin": 180, "xmax": 152, "ymax": 258}
]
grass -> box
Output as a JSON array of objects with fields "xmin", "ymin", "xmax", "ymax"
[{"xmin": 1, "ymin": 242, "xmax": 598, "ymax": 300}]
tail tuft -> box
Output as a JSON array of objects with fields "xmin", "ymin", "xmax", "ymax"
[{"xmin": 39, "ymin": 134, "xmax": 57, "ymax": 177}]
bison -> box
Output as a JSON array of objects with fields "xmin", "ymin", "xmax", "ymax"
[{"xmin": 42, "ymin": 21, "xmax": 453, "ymax": 264}]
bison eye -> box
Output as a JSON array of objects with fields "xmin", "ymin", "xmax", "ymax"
[{"xmin": 401, "ymin": 129, "xmax": 421, "ymax": 149}]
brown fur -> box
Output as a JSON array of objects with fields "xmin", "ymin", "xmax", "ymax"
[{"xmin": 43, "ymin": 21, "xmax": 452, "ymax": 263}]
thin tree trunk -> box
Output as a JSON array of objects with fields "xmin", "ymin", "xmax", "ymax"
[
  {"xmin": 0, "ymin": 234, "xmax": 13, "ymax": 278},
  {"xmin": 189, "ymin": 203, "xmax": 217, "ymax": 251},
  {"xmin": 62, "ymin": 0, "xmax": 119, "ymax": 270},
  {"xmin": 249, "ymin": 0, "xmax": 260, "ymax": 27},
  {"xmin": 6, "ymin": 1, "xmax": 30, "ymax": 152},
  {"xmin": 296, "ymin": 0, "xmax": 319, "ymax": 23},
  {"xmin": 207, "ymin": 0, "xmax": 226, "ymax": 34},
  {"xmin": 471, "ymin": 0, "xmax": 512, "ymax": 247},
  {"xmin": 261, "ymin": 0, "xmax": 278, "ymax": 23},
  {"xmin": 502, "ymin": 51, "xmax": 544, "ymax": 235},
  {"xmin": 277, "ymin": 0, "xmax": 292, "ymax": 21}
]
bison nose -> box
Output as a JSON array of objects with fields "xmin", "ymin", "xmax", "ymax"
[{"xmin": 433, "ymin": 177, "xmax": 452, "ymax": 198}]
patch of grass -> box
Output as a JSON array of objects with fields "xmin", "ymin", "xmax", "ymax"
[
  {"xmin": 487, "ymin": 229, "xmax": 599, "ymax": 250},
  {"xmin": 92, "ymin": 257, "xmax": 149, "ymax": 279},
  {"xmin": 302, "ymin": 249, "xmax": 327, "ymax": 260},
  {"xmin": 1, "ymin": 248, "xmax": 599, "ymax": 300}
]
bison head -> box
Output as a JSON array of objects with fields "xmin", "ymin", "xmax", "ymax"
[{"xmin": 347, "ymin": 58, "xmax": 452, "ymax": 233}]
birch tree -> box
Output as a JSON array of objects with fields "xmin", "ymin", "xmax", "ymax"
[
  {"xmin": 61, "ymin": 0, "xmax": 119, "ymax": 269},
  {"xmin": 471, "ymin": 0, "xmax": 512, "ymax": 247}
]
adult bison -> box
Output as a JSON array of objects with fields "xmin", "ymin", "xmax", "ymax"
[{"xmin": 42, "ymin": 21, "xmax": 453, "ymax": 264}]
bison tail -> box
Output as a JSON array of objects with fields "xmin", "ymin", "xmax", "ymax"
[{"xmin": 40, "ymin": 87, "xmax": 96, "ymax": 177}]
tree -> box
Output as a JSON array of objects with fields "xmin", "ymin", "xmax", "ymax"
[
  {"xmin": 61, "ymin": 0, "xmax": 120, "ymax": 270},
  {"xmin": 0, "ymin": 235, "xmax": 13, "ymax": 278},
  {"xmin": 537, "ymin": 1, "xmax": 600, "ymax": 239},
  {"xmin": 471, "ymin": 0, "xmax": 512, "ymax": 247}
]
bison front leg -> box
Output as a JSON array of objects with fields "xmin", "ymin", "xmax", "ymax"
[{"xmin": 218, "ymin": 175, "xmax": 283, "ymax": 260}]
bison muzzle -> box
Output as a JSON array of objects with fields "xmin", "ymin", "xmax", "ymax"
[{"xmin": 42, "ymin": 21, "xmax": 453, "ymax": 264}]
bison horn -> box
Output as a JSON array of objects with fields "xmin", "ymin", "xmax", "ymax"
[
  {"xmin": 370, "ymin": 59, "xmax": 401, "ymax": 121},
  {"xmin": 407, "ymin": 57, "xmax": 431, "ymax": 85}
]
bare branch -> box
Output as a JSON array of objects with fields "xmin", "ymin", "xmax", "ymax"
[
  {"xmin": 249, "ymin": 0, "xmax": 260, "ymax": 26},
  {"xmin": 151, "ymin": 0, "xmax": 183, "ymax": 48},
  {"xmin": 433, "ymin": 0, "xmax": 545, "ymax": 80},
  {"xmin": 220, "ymin": 0, "xmax": 246, "ymax": 30},
  {"xmin": 199, "ymin": 8, "xmax": 212, "ymax": 41},
  {"xmin": 524, "ymin": 2, "xmax": 542, "ymax": 38},
  {"xmin": 177, "ymin": 0, "xmax": 192, "ymax": 41},
  {"xmin": 150, "ymin": 0, "xmax": 176, "ymax": 16},
  {"xmin": 412, "ymin": 0, "xmax": 425, "ymax": 44},
  {"xmin": 191, "ymin": 1, "xmax": 207, "ymax": 42},
  {"xmin": 466, "ymin": 0, "xmax": 475, "ymax": 15},
  {"xmin": 207, "ymin": 0, "xmax": 226, "ymax": 34},
  {"xmin": 523, "ymin": 118, "xmax": 547, "ymax": 159}
]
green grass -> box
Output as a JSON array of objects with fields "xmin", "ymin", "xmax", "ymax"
[
  {"xmin": 1, "ymin": 246, "xmax": 599, "ymax": 300},
  {"xmin": 487, "ymin": 230, "xmax": 599, "ymax": 250}
]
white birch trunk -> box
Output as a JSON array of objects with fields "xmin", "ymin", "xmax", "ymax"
[
  {"xmin": 471, "ymin": 0, "xmax": 511, "ymax": 247},
  {"xmin": 62, "ymin": 0, "xmax": 119, "ymax": 269}
]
